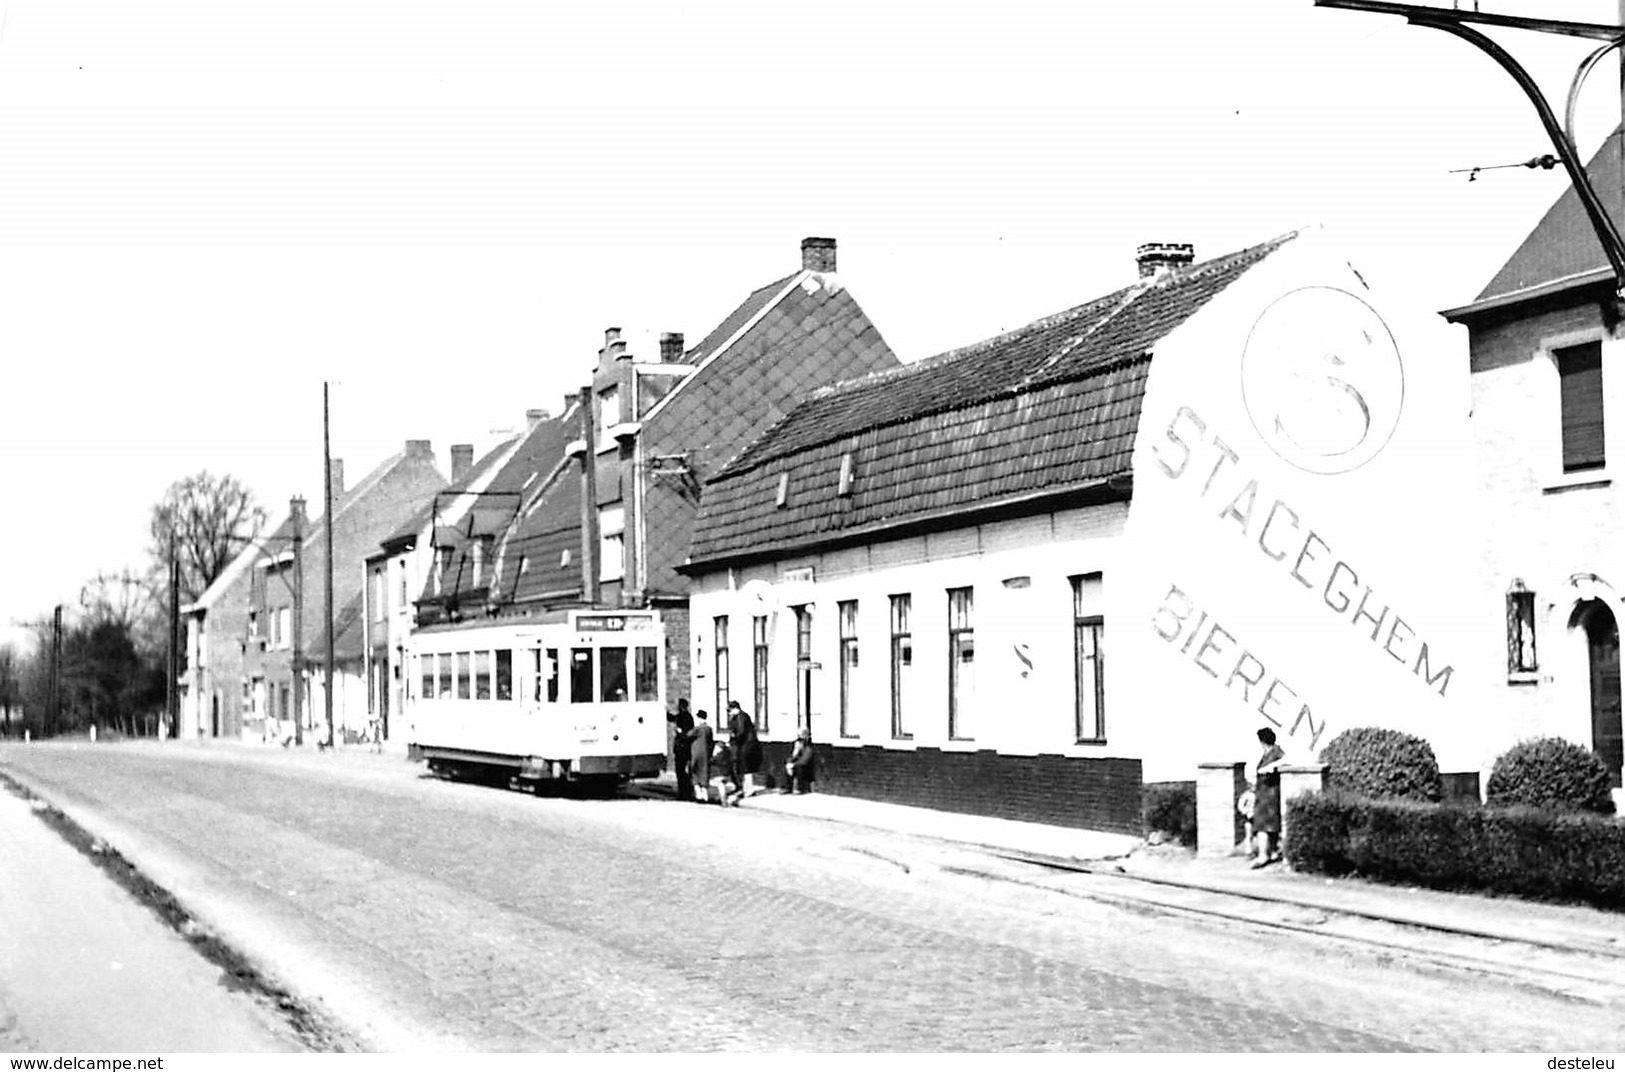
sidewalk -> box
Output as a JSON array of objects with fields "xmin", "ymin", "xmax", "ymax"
[
  {"xmin": 646, "ymin": 772, "xmax": 1625, "ymax": 1001},
  {"xmin": 0, "ymin": 781, "xmax": 304, "ymax": 1052}
]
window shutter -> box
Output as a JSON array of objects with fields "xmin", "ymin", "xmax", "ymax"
[{"xmin": 1558, "ymin": 342, "xmax": 1605, "ymax": 472}]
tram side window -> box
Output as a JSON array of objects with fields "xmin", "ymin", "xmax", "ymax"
[
  {"xmin": 457, "ymin": 652, "xmax": 471, "ymax": 700},
  {"xmin": 570, "ymin": 648, "xmax": 594, "ymax": 703},
  {"xmin": 635, "ymin": 646, "xmax": 659, "ymax": 701},
  {"xmin": 600, "ymin": 647, "xmax": 629, "ymax": 702},
  {"xmin": 437, "ymin": 654, "xmax": 453, "ymax": 699},
  {"xmin": 475, "ymin": 650, "xmax": 492, "ymax": 700},
  {"xmin": 546, "ymin": 648, "xmax": 559, "ymax": 702},
  {"xmin": 496, "ymin": 650, "xmax": 513, "ymax": 701},
  {"xmin": 420, "ymin": 656, "xmax": 434, "ymax": 702}
]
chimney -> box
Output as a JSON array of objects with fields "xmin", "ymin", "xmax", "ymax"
[
  {"xmin": 1135, "ymin": 242, "xmax": 1195, "ymax": 279},
  {"xmin": 328, "ymin": 459, "xmax": 344, "ymax": 499},
  {"xmin": 289, "ymin": 496, "xmax": 307, "ymax": 529},
  {"xmin": 405, "ymin": 438, "xmax": 433, "ymax": 459},
  {"xmin": 451, "ymin": 444, "xmax": 474, "ymax": 484},
  {"xmin": 601, "ymin": 326, "xmax": 626, "ymax": 366},
  {"xmin": 658, "ymin": 332, "xmax": 685, "ymax": 363},
  {"xmin": 526, "ymin": 408, "xmax": 550, "ymax": 431},
  {"xmin": 801, "ymin": 236, "xmax": 837, "ymax": 273}
]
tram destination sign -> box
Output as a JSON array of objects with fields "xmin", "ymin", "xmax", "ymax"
[{"xmin": 575, "ymin": 613, "xmax": 658, "ymax": 632}]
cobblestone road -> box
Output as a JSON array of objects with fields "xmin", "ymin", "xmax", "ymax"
[{"xmin": 2, "ymin": 741, "xmax": 1618, "ymax": 1051}]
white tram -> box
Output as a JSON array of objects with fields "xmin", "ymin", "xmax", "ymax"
[{"xmin": 405, "ymin": 610, "xmax": 668, "ymax": 789}]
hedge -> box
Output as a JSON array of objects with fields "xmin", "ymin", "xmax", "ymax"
[
  {"xmin": 1142, "ymin": 781, "xmax": 1197, "ymax": 847},
  {"xmin": 1284, "ymin": 791, "xmax": 1625, "ymax": 910},
  {"xmin": 1317, "ymin": 726, "xmax": 1443, "ymax": 802}
]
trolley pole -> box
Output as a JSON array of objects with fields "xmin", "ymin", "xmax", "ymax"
[{"xmin": 324, "ymin": 382, "xmax": 335, "ymax": 749}]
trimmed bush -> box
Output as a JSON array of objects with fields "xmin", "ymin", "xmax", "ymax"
[
  {"xmin": 1486, "ymin": 737, "xmax": 1616, "ymax": 815},
  {"xmin": 1141, "ymin": 781, "xmax": 1197, "ymax": 847},
  {"xmin": 1317, "ymin": 726, "xmax": 1443, "ymax": 802},
  {"xmin": 1284, "ymin": 791, "xmax": 1625, "ymax": 909}
]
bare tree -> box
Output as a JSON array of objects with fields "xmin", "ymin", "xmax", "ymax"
[{"xmin": 149, "ymin": 471, "xmax": 268, "ymax": 606}]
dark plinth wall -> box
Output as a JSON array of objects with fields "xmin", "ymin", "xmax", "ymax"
[{"xmin": 760, "ymin": 741, "xmax": 1144, "ymax": 836}]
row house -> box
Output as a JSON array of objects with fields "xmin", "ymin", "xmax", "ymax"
[
  {"xmin": 402, "ymin": 238, "xmax": 899, "ymax": 710},
  {"xmin": 1444, "ymin": 128, "xmax": 1625, "ymax": 799},
  {"xmin": 682, "ymin": 229, "xmax": 1492, "ymax": 834},
  {"xmin": 188, "ymin": 440, "xmax": 444, "ymax": 742}
]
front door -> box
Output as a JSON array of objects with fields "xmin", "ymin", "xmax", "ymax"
[{"xmin": 1585, "ymin": 602, "xmax": 1623, "ymax": 788}]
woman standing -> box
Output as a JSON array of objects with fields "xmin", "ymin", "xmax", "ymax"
[{"xmin": 1250, "ymin": 726, "xmax": 1286, "ymax": 869}]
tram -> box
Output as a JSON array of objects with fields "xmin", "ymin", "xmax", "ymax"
[{"xmin": 405, "ymin": 610, "xmax": 668, "ymax": 790}]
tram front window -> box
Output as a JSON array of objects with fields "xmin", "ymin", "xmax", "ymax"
[
  {"xmin": 600, "ymin": 647, "xmax": 629, "ymax": 702},
  {"xmin": 570, "ymin": 648, "xmax": 593, "ymax": 703}
]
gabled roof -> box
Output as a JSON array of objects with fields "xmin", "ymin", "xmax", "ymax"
[
  {"xmin": 379, "ymin": 437, "xmax": 519, "ymax": 554},
  {"xmin": 685, "ymin": 232, "xmax": 1299, "ymax": 569},
  {"xmin": 1445, "ymin": 128, "xmax": 1624, "ymax": 321}
]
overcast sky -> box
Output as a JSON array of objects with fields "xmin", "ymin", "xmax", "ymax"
[{"xmin": 2, "ymin": 0, "xmax": 1621, "ymax": 649}]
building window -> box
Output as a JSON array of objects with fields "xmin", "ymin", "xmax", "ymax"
[
  {"xmin": 838, "ymin": 600, "xmax": 858, "ymax": 737},
  {"xmin": 1072, "ymin": 573, "xmax": 1106, "ymax": 743},
  {"xmin": 753, "ymin": 615, "xmax": 769, "ymax": 734},
  {"xmin": 947, "ymin": 587, "xmax": 975, "ymax": 740},
  {"xmin": 398, "ymin": 558, "xmax": 408, "ymax": 606},
  {"xmin": 600, "ymin": 507, "xmax": 625, "ymax": 583},
  {"xmin": 890, "ymin": 594, "xmax": 912, "ymax": 740},
  {"xmin": 435, "ymin": 546, "xmax": 454, "ymax": 595},
  {"xmin": 598, "ymin": 387, "xmax": 619, "ymax": 450},
  {"xmin": 794, "ymin": 605, "xmax": 813, "ymax": 732},
  {"xmin": 714, "ymin": 615, "xmax": 730, "ymax": 717},
  {"xmin": 1557, "ymin": 341, "xmax": 1605, "ymax": 473},
  {"xmin": 1507, "ymin": 579, "xmax": 1538, "ymax": 675}
]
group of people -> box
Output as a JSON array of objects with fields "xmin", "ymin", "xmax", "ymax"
[{"xmin": 667, "ymin": 698, "xmax": 816, "ymax": 805}]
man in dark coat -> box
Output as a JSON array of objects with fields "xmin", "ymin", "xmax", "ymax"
[
  {"xmin": 786, "ymin": 728, "xmax": 816, "ymax": 794},
  {"xmin": 725, "ymin": 700, "xmax": 762, "ymax": 796},
  {"xmin": 668, "ymin": 698, "xmax": 694, "ymax": 800},
  {"xmin": 688, "ymin": 710, "xmax": 714, "ymax": 802}
]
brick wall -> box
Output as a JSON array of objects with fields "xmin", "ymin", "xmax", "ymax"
[{"xmin": 760, "ymin": 741, "xmax": 1144, "ymax": 835}]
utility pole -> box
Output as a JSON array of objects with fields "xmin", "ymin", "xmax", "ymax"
[
  {"xmin": 48, "ymin": 604, "xmax": 61, "ymax": 738},
  {"xmin": 291, "ymin": 496, "xmax": 306, "ymax": 748},
  {"xmin": 167, "ymin": 532, "xmax": 180, "ymax": 738},
  {"xmin": 324, "ymin": 382, "xmax": 335, "ymax": 749}
]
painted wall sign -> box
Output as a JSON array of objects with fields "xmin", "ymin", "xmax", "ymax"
[{"xmin": 1116, "ymin": 227, "xmax": 1485, "ymax": 781}]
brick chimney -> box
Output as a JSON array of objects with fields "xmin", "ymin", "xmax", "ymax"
[
  {"xmin": 450, "ymin": 444, "xmax": 474, "ymax": 484},
  {"xmin": 328, "ymin": 459, "xmax": 344, "ymax": 498},
  {"xmin": 405, "ymin": 439, "xmax": 433, "ymax": 459},
  {"xmin": 526, "ymin": 408, "xmax": 550, "ymax": 431},
  {"xmin": 289, "ymin": 496, "xmax": 307, "ymax": 531},
  {"xmin": 801, "ymin": 236, "xmax": 837, "ymax": 273},
  {"xmin": 659, "ymin": 332, "xmax": 685, "ymax": 363},
  {"xmin": 1135, "ymin": 242, "xmax": 1194, "ymax": 279}
]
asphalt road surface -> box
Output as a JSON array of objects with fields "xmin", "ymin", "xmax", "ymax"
[{"xmin": 1, "ymin": 740, "xmax": 1619, "ymax": 1052}]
